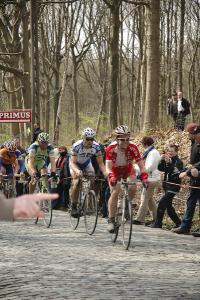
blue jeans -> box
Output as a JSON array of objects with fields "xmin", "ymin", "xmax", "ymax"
[{"xmin": 181, "ymin": 189, "xmax": 200, "ymax": 230}]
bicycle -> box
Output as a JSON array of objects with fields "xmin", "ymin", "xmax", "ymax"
[
  {"xmin": 34, "ymin": 174, "xmax": 57, "ymax": 228},
  {"xmin": 69, "ymin": 174, "xmax": 98, "ymax": 235},
  {"xmin": 0, "ymin": 174, "xmax": 17, "ymax": 198},
  {"xmin": 110, "ymin": 178, "xmax": 136, "ymax": 250}
]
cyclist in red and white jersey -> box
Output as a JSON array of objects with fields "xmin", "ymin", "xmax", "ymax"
[{"xmin": 105, "ymin": 125, "xmax": 148, "ymax": 233}]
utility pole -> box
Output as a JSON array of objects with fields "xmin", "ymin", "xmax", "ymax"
[{"xmin": 30, "ymin": 0, "xmax": 40, "ymax": 127}]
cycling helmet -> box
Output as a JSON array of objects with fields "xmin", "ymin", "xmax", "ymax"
[
  {"xmin": 114, "ymin": 125, "xmax": 131, "ymax": 136},
  {"xmin": 82, "ymin": 127, "xmax": 96, "ymax": 139},
  {"xmin": 37, "ymin": 132, "xmax": 49, "ymax": 143},
  {"xmin": 5, "ymin": 140, "xmax": 17, "ymax": 151}
]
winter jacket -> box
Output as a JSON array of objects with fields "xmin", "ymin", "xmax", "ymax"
[
  {"xmin": 143, "ymin": 147, "xmax": 161, "ymax": 182},
  {"xmin": 158, "ymin": 155, "xmax": 184, "ymax": 193},
  {"xmin": 189, "ymin": 142, "xmax": 200, "ymax": 187}
]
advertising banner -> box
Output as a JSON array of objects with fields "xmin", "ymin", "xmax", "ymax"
[{"xmin": 0, "ymin": 109, "xmax": 32, "ymax": 123}]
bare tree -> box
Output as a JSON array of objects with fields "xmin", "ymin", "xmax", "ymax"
[{"xmin": 143, "ymin": 0, "xmax": 160, "ymax": 130}]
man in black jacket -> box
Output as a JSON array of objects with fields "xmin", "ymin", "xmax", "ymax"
[
  {"xmin": 31, "ymin": 123, "xmax": 43, "ymax": 143},
  {"xmin": 167, "ymin": 92, "xmax": 178, "ymax": 128},
  {"xmin": 176, "ymin": 92, "xmax": 190, "ymax": 131},
  {"xmin": 150, "ymin": 144, "xmax": 183, "ymax": 228},
  {"xmin": 173, "ymin": 125, "xmax": 200, "ymax": 235}
]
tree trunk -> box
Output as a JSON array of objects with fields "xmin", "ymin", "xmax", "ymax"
[
  {"xmin": 110, "ymin": 1, "xmax": 120, "ymax": 129},
  {"xmin": 143, "ymin": 0, "xmax": 160, "ymax": 130},
  {"xmin": 178, "ymin": 0, "xmax": 185, "ymax": 91},
  {"xmin": 72, "ymin": 55, "xmax": 79, "ymax": 135}
]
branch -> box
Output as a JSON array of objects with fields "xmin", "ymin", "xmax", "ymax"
[
  {"xmin": 0, "ymin": 52, "xmax": 22, "ymax": 55},
  {"xmin": 0, "ymin": 63, "xmax": 26, "ymax": 78},
  {"xmin": 0, "ymin": 71, "xmax": 24, "ymax": 94},
  {"xmin": 122, "ymin": 0, "xmax": 149, "ymax": 6},
  {"xmin": 38, "ymin": 0, "xmax": 81, "ymax": 4},
  {"xmin": 102, "ymin": 0, "xmax": 112, "ymax": 9}
]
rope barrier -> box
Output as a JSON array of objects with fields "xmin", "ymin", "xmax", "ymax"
[{"xmin": 163, "ymin": 181, "xmax": 200, "ymax": 190}]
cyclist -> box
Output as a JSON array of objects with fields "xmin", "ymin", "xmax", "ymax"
[
  {"xmin": 70, "ymin": 127, "xmax": 106, "ymax": 217},
  {"xmin": 0, "ymin": 140, "xmax": 24, "ymax": 177},
  {"xmin": 105, "ymin": 125, "xmax": 148, "ymax": 233},
  {"xmin": 25, "ymin": 132, "xmax": 56, "ymax": 194}
]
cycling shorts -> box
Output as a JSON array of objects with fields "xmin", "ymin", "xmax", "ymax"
[{"xmin": 110, "ymin": 165, "xmax": 136, "ymax": 181}]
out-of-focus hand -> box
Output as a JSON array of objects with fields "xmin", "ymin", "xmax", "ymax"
[{"xmin": 13, "ymin": 193, "xmax": 58, "ymax": 218}]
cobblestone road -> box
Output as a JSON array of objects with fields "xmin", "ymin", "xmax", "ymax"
[{"xmin": 0, "ymin": 211, "xmax": 200, "ymax": 299}]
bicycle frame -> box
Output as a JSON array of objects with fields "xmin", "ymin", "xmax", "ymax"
[
  {"xmin": 111, "ymin": 178, "xmax": 136, "ymax": 250},
  {"xmin": 34, "ymin": 174, "xmax": 53, "ymax": 227},
  {"xmin": 69, "ymin": 174, "xmax": 98, "ymax": 235}
]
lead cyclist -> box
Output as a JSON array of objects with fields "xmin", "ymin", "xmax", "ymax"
[{"xmin": 105, "ymin": 125, "xmax": 149, "ymax": 233}]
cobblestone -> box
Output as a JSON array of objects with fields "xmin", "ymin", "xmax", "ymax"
[{"xmin": 0, "ymin": 211, "xmax": 200, "ymax": 299}]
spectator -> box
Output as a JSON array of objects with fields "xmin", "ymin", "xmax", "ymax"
[
  {"xmin": 176, "ymin": 92, "xmax": 191, "ymax": 131},
  {"xmin": 0, "ymin": 192, "xmax": 58, "ymax": 221},
  {"xmin": 186, "ymin": 122, "xmax": 198, "ymax": 147},
  {"xmin": 151, "ymin": 144, "xmax": 183, "ymax": 229},
  {"xmin": 173, "ymin": 125, "xmax": 200, "ymax": 235},
  {"xmin": 31, "ymin": 122, "xmax": 43, "ymax": 143},
  {"xmin": 133, "ymin": 136, "xmax": 161, "ymax": 225},
  {"xmin": 52, "ymin": 145, "xmax": 71, "ymax": 210},
  {"xmin": 167, "ymin": 92, "xmax": 178, "ymax": 128}
]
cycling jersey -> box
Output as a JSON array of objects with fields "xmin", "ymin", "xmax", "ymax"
[
  {"xmin": 71, "ymin": 139, "xmax": 102, "ymax": 170},
  {"xmin": 106, "ymin": 141, "xmax": 142, "ymax": 179},
  {"xmin": 0, "ymin": 148, "xmax": 23, "ymax": 175},
  {"xmin": 25, "ymin": 142, "xmax": 55, "ymax": 171}
]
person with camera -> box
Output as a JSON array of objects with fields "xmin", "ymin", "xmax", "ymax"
[
  {"xmin": 173, "ymin": 125, "xmax": 200, "ymax": 235},
  {"xmin": 150, "ymin": 144, "xmax": 183, "ymax": 229}
]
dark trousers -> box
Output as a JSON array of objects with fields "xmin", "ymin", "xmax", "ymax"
[
  {"xmin": 52, "ymin": 182, "xmax": 70, "ymax": 209},
  {"xmin": 155, "ymin": 191, "xmax": 181, "ymax": 227},
  {"xmin": 181, "ymin": 189, "xmax": 200, "ymax": 230},
  {"xmin": 175, "ymin": 112, "xmax": 186, "ymax": 131}
]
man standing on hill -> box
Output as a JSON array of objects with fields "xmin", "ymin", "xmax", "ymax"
[
  {"xmin": 31, "ymin": 122, "xmax": 43, "ymax": 143},
  {"xmin": 176, "ymin": 91, "xmax": 191, "ymax": 131},
  {"xmin": 167, "ymin": 92, "xmax": 178, "ymax": 128},
  {"xmin": 168, "ymin": 92, "xmax": 190, "ymax": 130}
]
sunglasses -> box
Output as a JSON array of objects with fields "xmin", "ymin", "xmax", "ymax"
[
  {"xmin": 85, "ymin": 137, "xmax": 94, "ymax": 142},
  {"xmin": 117, "ymin": 138, "xmax": 129, "ymax": 142},
  {"xmin": 40, "ymin": 141, "xmax": 48, "ymax": 144}
]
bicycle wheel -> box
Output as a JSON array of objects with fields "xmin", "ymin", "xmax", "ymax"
[
  {"xmin": 84, "ymin": 190, "xmax": 98, "ymax": 235},
  {"xmin": 110, "ymin": 207, "xmax": 121, "ymax": 243},
  {"xmin": 69, "ymin": 194, "xmax": 81, "ymax": 230},
  {"xmin": 34, "ymin": 180, "xmax": 40, "ymax": 225},
  {"xmin": 41, "ymin": 187, "xmax": 53, "ymax": 228},
  {"xmin": 122, "ymin": 196, "xmax": 133, "ymax": 250}
]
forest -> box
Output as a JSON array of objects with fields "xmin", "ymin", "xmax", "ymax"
[{"xmin": 0, "ymin": 0, "xmax": 199, "ymax": 145}]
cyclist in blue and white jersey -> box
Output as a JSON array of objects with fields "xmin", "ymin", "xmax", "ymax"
[{"xmin": 70, "ymin": 127, "xmax": 106, "ymax": 217}]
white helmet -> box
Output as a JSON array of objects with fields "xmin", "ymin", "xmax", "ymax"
[
  {"xmin": 82, "ymin": 127, "xmax": 96, "ymax": 139},
  {"xmin": 114, "ymin": 125, "xmax": 131, "ymax": 136},
  {"xmin": 37, "ymin": 132, "xmax": 49, "ymax": 143}
]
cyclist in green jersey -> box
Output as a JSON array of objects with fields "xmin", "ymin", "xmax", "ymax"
[{"xmin": 25, "ymin": 132, "xmax": 56, "ymax": 193}]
